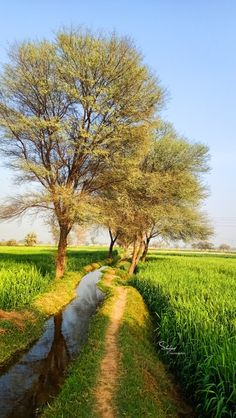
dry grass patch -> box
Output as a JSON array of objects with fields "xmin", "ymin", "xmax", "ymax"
[
  {"xmin": 33, "ymin": 272, "xmax": 83, "ymax": 316},
  {"xmin": 0, "ymin": 309, "xmax": 36, "ymax": 330}
]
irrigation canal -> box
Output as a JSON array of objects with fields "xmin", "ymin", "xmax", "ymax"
[{"xmin": 0, "ymin": 267, "xmax": 106, "ymax": 417}]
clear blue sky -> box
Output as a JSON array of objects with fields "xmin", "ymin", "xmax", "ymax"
[{"xmin": 0, "ymin": 0, "xmax": 235, "ymax": 245}]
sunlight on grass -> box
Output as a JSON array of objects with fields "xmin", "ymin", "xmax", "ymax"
[{"xmin": 131, "ymin": 253, "xmax": 236, "ymax": 417}]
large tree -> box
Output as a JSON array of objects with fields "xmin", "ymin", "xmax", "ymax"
[
  {"xmin": 97, "ymin": 125, "xmax": 152, "ymax": 258},
  {"xmin": 0, "ymin": 29, "xmax": 163, "ymax": 277},
  {"xmin": 100, "ymin": 122, "xmax": 211, "ymax": 274},
  {"xmin": 137, "ymin": 122, "xmax": 212, "ymax": 261}
]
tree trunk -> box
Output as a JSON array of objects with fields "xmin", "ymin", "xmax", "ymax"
[
  {"xmin": 55, "ymin": 227, "xmax": 70, "ymax": 278},
  {"xmin": 136, "ymin": 239, "xmax": 145, "ymax": 263},
  {"xmin": 140, "ymin": 237, "xmax": 151, "ymax": 262},
  {"xmin": 108, "ymin": 239, "xmax": 115, "ymax": 258},
  {"xmin": 122, "ymin": 244, "xmax": 130, "ymax": 259},
  {"xmin": 129, "ymin": 234, "xmax": 147, "ymax": 275},
  {"xmin": 129, "ymin": 239, "xmax": 140, "ymax": 275},
  {"xmin": 108, "ymin": 228, "xmax": 118, "ymax": 258}
]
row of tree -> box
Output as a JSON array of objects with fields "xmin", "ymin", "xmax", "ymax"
[
  {"xmin": 192, "ymin": 242, "xmax": 231, "ymax": 251},
  {"xmin": 0, "ymin": 29, "xmax": 212, "ymax": 277},
  {"xmin": 0, "ymin": 233, "xmax": 38, "ymax": 247}
]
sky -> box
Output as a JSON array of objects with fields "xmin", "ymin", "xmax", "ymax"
[{"xmin": 0, "ymin": 0, "xmax": 235, "ymax": 246}]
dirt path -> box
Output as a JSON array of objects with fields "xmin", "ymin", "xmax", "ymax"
[{"xmin": 95, "ymin": 286, "xmax": 127, "ymax": 418}]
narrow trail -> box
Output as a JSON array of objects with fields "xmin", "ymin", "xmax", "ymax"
[{"xmin": 95, "ymin": 286, "xmax": 127, "ymax": 418}]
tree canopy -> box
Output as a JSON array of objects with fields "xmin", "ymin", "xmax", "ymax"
[
  {"xmin": 0, "ymin": 29, "xmax": 163, "ymax": 276},
  {"xmin": 97, "ymin": 122, "xmax": 211, "ymax": 272},
  {"xmin": 0, "ymin": 28, "xmax": 212, "ymax": 276}
]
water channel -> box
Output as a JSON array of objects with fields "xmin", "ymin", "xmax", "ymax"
[{"xmin": 0, "ymin": 267, "xmax": 106, "ymax": 417}]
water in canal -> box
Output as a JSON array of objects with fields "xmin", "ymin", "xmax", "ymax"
[{"xmin": 0, "ymin": 267, "xmax": 106, "ymax": 417}]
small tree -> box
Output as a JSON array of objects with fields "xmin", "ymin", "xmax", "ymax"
[
  {"xmin": 6, "ymin": 239, "xmax": 17, "ymax": 246},
  {"xmin": 218, "ymin": 244, "xmax": 230, "ymax": 251},
  {"xmin": 192, "ymin": 241, "xmax": 214, "ymax": 250},
  {"xmin": 25, "ymin": 232, "xmax": 37, "ymax": 246},
  {"xmin": 73, "ymin": 226, "xmax": 87, "ymax": 246}
]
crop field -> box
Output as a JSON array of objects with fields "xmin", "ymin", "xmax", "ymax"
[
  {"xmin": 131, "ymin": 252, "xmax": 236, "ymax": 418},
  {"xmin": 0, "ymin": 246, "xmax": 107, "ymax": 310}
]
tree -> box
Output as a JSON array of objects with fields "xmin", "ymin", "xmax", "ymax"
[
  {"xmin": 48, "ymin": 216, "xmax": 60, "ymax": 245},
  {"xmin": 98, "ymin": 191, "xmax": 132, "ymax": 257},
  {"xmin": 136, "ymin": 122, "xmax": 211, "ymax": 261},
  {"xmin": 73, "ymin": 225, "xmax": 87, "ymax": 246},
  {"xmin": 96, "ymin": 124, "xmax": 153, "ymax": 258},
  {"xmin": 0, "ymin": 29, "xmax": 163, "ymax": 277},
  {"xmin": 140, "ymin": 207, "xmax": 212, "ymax": 261},
  {"xmin": 100, "ymin": 122, "xmax": 211, "ymax": 274},
  {"xmin": 218, "ymin": 243, "xmax": 230, "ymax": 251},
  {"xmin": 25, "ymin": 232, "xmax": 37, "ymax": 246},
  {"xmin": 192, "ymin": 241, "xmax": 214, "ymax": 250},
  {"xmin": 6, "ymin": 239, "xmax": 17, "ymax": 246}
]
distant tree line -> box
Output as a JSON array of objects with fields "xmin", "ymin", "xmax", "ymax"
[
  {"xmin": 192, "ymin": 242, "xmax": 231, "ymax": 251},
  {"xmin": 0, "ymin": 232, "xmax": 38, "ymax": 246}
]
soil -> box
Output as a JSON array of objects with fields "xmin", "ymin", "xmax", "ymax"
[
  {"xmin": 95, "ymin": 286, "xmax": 127, "ymax": 418},
  {"xmin": 0, "ymin": 310, "xmax": 35, "ymax": 330}
]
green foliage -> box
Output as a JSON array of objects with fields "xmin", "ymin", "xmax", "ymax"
[
  {"xmin": 24, "ymin": 232, "xmax": 37, "ymax": 246},
  {"xmin": 0, "ymin": 246, "xmax": 108, "ymax": 366},
  {"xmin": 0, "ymin": 28, "xmax": 164, "ymax": 276},
  {"xmin": 42, "ymin": 273, "xmax": 190, "ymax": 418},
  {"xmin": 140, "ymin": 122, "xmax": 211, "ymax": 243},
  {"xmin": 0, "ymin": 261, "xmax": 51, "ymax": 310},
  {"xmin": 192, "ymin": 241, "xmax": 215, "ymax": 250},
  {"xmin": 0, "ymin": 247, "xmax": 54, "ymax": 310},
  {"xmin": 5, "ymin": 240, "xmax": 18, "ymax": 246},
  {"xmin": 66, "ymin": 247, "xmax": 108, "ymax": 271},
  {"xmin": 218, "ymin": 244, "xmax": 231, "ymax": 251},
  {"xmin": 0, "ymin": 29, "xmax": 162, "ymax": 233},
  {"xmin": 117, "ymin": 286, "xmax": 191, "ymax": 417},
  {"xmin": 147, "ymin": 121, "xmax": 209, "ymax": 175},
  {"xmin": 41, "ymin": 269, "xmax": 113, "ymax": 418},
  {"xmin": 116, "ymin": 260, "xmax": 131, "ymax": 271},
  {"xmin": 131, "ymin": 253, "xmax": 236, "ymax": 417},
  {"xmin": 0, "ymin": 246, "xmax": 107, "ymax": 310},
  {"xmin": 98, "ymin": 120, "xmax": 211, "ymax": 266}
]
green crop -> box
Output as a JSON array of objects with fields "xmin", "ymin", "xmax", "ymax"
[
  {"xmin": 0, "ymin": 261, "xmax": 52, "ymax": 310},
  {"xmin": 0, "ymin": 246, "xmax": 107, "ymax": 310},
  {"xmin": 131, "ymin": 253, "xmax": 236, "ymax": 418}
]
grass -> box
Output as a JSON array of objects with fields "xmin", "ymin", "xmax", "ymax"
[
  {"xmin": 42, "ymin": 267, "xmax": 193, "ymax": 418},
  {"xmin": 131, "ymin": 252, "xmax": 236, "ymax": 418},
  {"xmin": 41, "ymin": 268, "xmax": 115, "ymax": 418},
  {"xmin": 116, "ymin": 285, "xmax": 193, "ymax": 417},
  {"xmin": 0, "ymin": 246, "xmax": 55, "ymax": 310},
  {"xmin": 0, "ymin": 261, "xmax": 52, "ymax": 310},
  {"xmin": 0, "ymin": 246, "xmax": 108, "ymax": 311},
  {"xmin": 0, "ymin": 246, "xmax": 108, "ymax": 365},
  {"xmin": 2, "ymin": 246, "xmax": 234, "ymax": 416}
]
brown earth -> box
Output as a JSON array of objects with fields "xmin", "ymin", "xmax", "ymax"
[
  {"xmin": 95, "ymin": 286, "xmax": 127, "ymax": 418},
  {"xmin": 0, "ymin": 309, "xmax": 35, "ymax": 330}
]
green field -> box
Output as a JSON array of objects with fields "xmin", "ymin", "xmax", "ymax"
[
  {"xmin": 1, "ymin": 247, "xmax": 235, "ymax": 417},
  {"xmin": 0, "ymin": 245, "xmax": 108, "ymax": 365},
  {"xmin": 0, "ymin": 246, "xmax": 107, "ymax": 310},
  {"xmin": 131, "ymin": 252, "xmax": 236, "ymax": 418}
]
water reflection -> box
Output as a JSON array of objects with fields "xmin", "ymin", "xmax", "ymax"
[{"xmin": 0, "ymin": 267, "xmax": 105, "ymax": 418}]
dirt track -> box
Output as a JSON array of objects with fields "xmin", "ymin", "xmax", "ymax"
[{"xmin": 95, "ymin": 286, "xmax": 127, "ymax": 418}]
